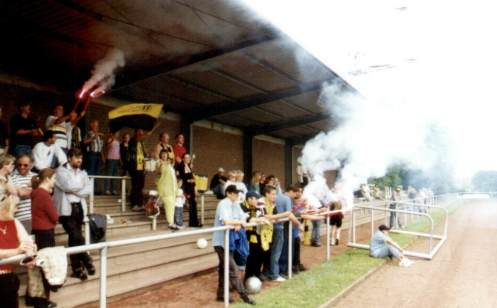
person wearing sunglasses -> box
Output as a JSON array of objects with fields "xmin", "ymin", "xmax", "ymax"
[{"xmin": 10, "ymin": 155, "xmax": 36, "ymax": 233}]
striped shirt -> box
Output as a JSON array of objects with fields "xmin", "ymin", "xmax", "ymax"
[
  {"xmin": 85, "ymin": 131, "xmax": 103, "ymax": 153},
  {"xmin": 11, "ymin": 170, "xmax": 37, "ymax": 222},
  {"xmin": 46, "ymin": 115, "xmax": 70, "ymax": 149}
]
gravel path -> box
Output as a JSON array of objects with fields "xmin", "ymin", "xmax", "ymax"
[{"xmin": 332, "ymin": 199, "xmax": 497, "ymax": 308}]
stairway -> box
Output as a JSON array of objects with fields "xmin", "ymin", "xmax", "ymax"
[{"xmin": 19, "ymin": 193, "xmax": 221, "ymax": 308}]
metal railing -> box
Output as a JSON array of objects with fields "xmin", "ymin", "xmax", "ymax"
[
  {"xmin": 347, "ymin": 196, "xmax": 457, "ymax": 260},
  {"xmin": 1, "ymin": 193, "xmax": 462, "ymax": 307},
  {"xmin": 0, "ymin": 209, "xmax": 342, "ymax": 308},
  {"xmin": 88, "ymin": 175, "xmax": 131, "ymax": 213}
]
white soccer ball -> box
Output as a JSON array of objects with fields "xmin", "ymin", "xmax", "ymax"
[
  {"xmin": 196, "ymin": 238, "xmax": 208, "ymax": 249},
  {"xmin": 245, "ymin": 276, "xmax": 262, "ymax": 294}
]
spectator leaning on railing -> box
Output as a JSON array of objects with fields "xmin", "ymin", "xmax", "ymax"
[
  {"xmin": 212, "ymin": 184, "xmax": 256, "ymax": 305},
  {"xmin": 0, "ymin": 194, "xmax": 35, "ymax": 308}
]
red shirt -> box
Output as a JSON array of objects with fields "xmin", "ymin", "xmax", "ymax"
[
  {"xmin": 31, "ymin": 187, "xmax": 59, "ymax": 230},
  {"xmin": 173, "ymin": 143, "xmax": 187, "ymax": 161},
  {"xmin": 0, "ymin": 220, "xmax": 19, "ymax": 272}
]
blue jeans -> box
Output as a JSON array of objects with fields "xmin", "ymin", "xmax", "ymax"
[
  {"xmin": 14, "ymin": 145, "xmax": 32, "ymax": 157},
  {"xmin": 104, "ymin": 159, "xmax": 119, "ymax": 192},
  {"xmin": 174, "ymin": 207, "xmax": 183, "ymax": 226},
  {"xmin": 269, "ymin": 228, "xmax": 284, "ymax": 279},
  {"xmin": 312, "ymin": 220, "xmax": 321, "ymax": 244},
  {"xmin": 371, "ymin": 245, "xmax": 402, "ymax": 260},
  {"xmin": 279, "ymin": 223, "xmax": 290, "ymax": 274},
  {"xmin": 389, "ymin": 203, "xmax": 402, "ymax": 228},
  {"xmin": 87, "ymin": 152, "xmax": 101, "ymax": 176}
]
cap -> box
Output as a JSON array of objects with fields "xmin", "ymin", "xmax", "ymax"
[
  {"xmin": 378, "ymin": 224, "xmax": 391, "ymax": 231},
  {"xmin": 218, "ymin": 167, "xmax": 225, "ymax": 173},
  {"xmin": 246, "ymin": 191, "xmax": 261, "ymax": 199},
  {"xmin": 225, "ymin": 184, "xmax": 241, "ymax": 195}
]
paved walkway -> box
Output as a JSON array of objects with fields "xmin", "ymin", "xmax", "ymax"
[{"xmin": 332, "ymin": 199, "xmax": 497, "ymax": 308}]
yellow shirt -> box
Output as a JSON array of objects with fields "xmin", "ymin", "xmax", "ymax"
[{"xmin": 137, "ymin": 142, "xmax": 144, "ymax": 171}]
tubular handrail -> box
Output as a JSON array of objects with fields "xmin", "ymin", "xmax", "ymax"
[{"xmin": 349, "ymin": 205, "xmax": 437, "ymax": 259}]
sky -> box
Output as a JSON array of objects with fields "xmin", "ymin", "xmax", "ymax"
[{"xmin": 245, "ymin": 0, "xmax": 497, "ymax": 182}]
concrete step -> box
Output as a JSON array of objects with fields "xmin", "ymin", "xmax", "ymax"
[{"xmin": 19, "ymin": 229, "xmax": 218, "ymax": 308}]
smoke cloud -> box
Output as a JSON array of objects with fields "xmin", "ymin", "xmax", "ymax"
[
  {"xmin": 245, "ymin": 0, "xmax": 497, "ymax": 200},
  {"xmin": 80, "ymin": 48, "xmax": 125, "ymax": 98}
]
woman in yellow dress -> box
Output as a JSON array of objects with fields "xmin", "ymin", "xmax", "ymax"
[{"xmin": 157, "ymin": 149, "xmax": 177, "ymax": 229}]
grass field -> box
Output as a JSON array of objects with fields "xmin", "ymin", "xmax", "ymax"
[{"xmin": 234, "ymin": 199, "xmax": 463, "ymax": 308}]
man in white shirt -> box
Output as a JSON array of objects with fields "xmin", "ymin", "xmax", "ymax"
[
  {"xmin": 32, "ymin": 131, "xmax": 67, "ymax": 172},
  {"xmin": 54, "ymin": 148, "xmax": 94, "ymax": 281}
]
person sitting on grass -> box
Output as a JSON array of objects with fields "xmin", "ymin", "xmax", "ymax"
[{"xmin": 370, "ymin": 224, "xmax": 414, "ymax": 267}]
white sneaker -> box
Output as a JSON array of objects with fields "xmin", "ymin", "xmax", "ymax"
[
  {"xmin": 273, "ymin": 276, "xmax": 286, "ymax": 282},
  {"xmin": 399, "ymin": 259, "xmax": 413, "ymax": 268}
]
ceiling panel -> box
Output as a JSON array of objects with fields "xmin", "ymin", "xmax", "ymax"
[{"xmin": 258, "ymin": 100, "xmax": 312, "ymax": 118}]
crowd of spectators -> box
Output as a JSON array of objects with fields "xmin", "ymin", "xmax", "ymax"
[{"xmin": 0, "ymin": 103, "xmax": 433, "ymax": 306}]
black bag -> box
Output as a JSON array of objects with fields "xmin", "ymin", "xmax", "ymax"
[{"xmin": 88, "ymin": 213, "xmax": 107, "ymax": 243}]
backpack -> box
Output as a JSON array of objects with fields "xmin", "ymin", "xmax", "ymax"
[{"xmin": 88, "ymin": 213, "xmax": 107, "ymax": 243}]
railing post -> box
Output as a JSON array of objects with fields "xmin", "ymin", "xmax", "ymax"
[
  {"xmin": 89, "ymin": 177, "xmax": 95, "ymax": 214},
  {"xmin": 326, "ymin": 214, "xmax": 330, "ymax": 261},
  {"xmin": 370, "ymin": 207, "xmax": 374, "ymax": 237},
  {"xmin": 200, "ymin": 193, "xmax": 205, "ymax": 226},
  {"xmin": 85, "ymin": 220, "xmax": 91, "ymax": 245},
  {"xmin": 224, "ymin": 229, "xmax": 230, "ymax": 308},
  {"xmin": 352, "ymin": 208, "xmax": 356, "ymax": 244},
  {"xmin": 121, "ymin": 178, "xmax": 126, "ymax": 213},
  {"xmin": 99, "ymin": 246, "xmax": 108, "ymax": 308},
  {"xmin": 288, "ymin": 221, "xmax": 293, "ymax": 279}
]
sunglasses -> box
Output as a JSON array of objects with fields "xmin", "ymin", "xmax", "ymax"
[{"xmin": 17, "ymin": 164, "xmax": 29, "ymax": 167}]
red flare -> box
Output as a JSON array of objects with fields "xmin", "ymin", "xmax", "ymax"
[
  {"xmin": 79, "ymin": 89, "xmax": 87, "ymax": 99},
  {"xmin": 90, "ymin": 89, "xmax": 105, "ymax": 98}
]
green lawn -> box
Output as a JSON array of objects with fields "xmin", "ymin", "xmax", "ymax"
[{"xmin": 234, "ymin": 199, "xmax": 463, "ymax": 308}]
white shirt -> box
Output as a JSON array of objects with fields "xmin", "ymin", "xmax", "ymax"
[
  {"xmin": 32, "ymin": 142, "xmax": 67, "ymax": 170},
  {"xmin": 46, "ymin": 116, "xmax": 71, "ymax": 149}
]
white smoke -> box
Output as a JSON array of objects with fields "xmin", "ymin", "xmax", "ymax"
[
  {"xmin": 245, "ymin": 0, "xmax": 497, "ymax": 200},
  {"xmin": 80, "ymin": 48, "xmax": 125, "ymax": 98}
]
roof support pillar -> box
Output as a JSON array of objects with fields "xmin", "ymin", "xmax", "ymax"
[
  {"xmin": 284, "ymin": 141, "xmax": 293, "ymax": 188},
  {"xmin": 243, "ymin": 132, "xmax": 254, "ymax": 181},
  {"xmin": 181, "ymin": 115, "xmax": 193, "ymax": 155}
]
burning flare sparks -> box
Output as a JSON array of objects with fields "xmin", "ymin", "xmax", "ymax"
[{"xmin": 78, "ymin": 48, "xmax": 125, "ymax": 100}]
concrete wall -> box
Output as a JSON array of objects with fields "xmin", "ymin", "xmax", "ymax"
[
  {"xmin": 191, "ymin": 123, "xmax": 244, "ymax": 178},
  {"xmin": 253, "ymin": 137, "xmax": 286, "ymax": 187}
]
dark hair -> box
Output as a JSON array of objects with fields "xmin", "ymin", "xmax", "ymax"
[
  {"xmin": 225, "ymin": 184, "xmax": 240, "ymax": 195},
  {"xmin": 175, "ymin": 133, "xmax": 184, "ymax": 139},
  {"xmin": 68, "ymin": 148, "xmax": 83, "ymax": 158},
  {"xmin": 159, "ymin": 132, "xmax": 169, "ymax": 140},
  {"xmin": 31, "ymin": 168, "xmax": 55, "ymax": 189},
  {"xmin": 286, "ymin": 184, "xmax": 301, "ymax": 193},
  {"xmin": 263, "ymin": 185, "xmax": 276, "ymax": 196},
  {"xmin": 18, "ymin": 102, "xmax": 30, "ymax": 109},
  {"xmin": 16, "ymin": 154, "xmax": 32, "ymax": 162},
  {"xmin": 159, "ymin": 149, "xmax": 169, "ymax": 158},
  {"xmin": 379, "ymin": 224, "xmax": 391, "ymax": 232},
  {"xmin": 43, "ymin": 130, "xmax": 55, "ymax": 141}
]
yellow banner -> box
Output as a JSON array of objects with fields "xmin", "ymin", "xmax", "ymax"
[{"xmin": 108, "ymin": 103, "xmax": 163, "ymax": 120}]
